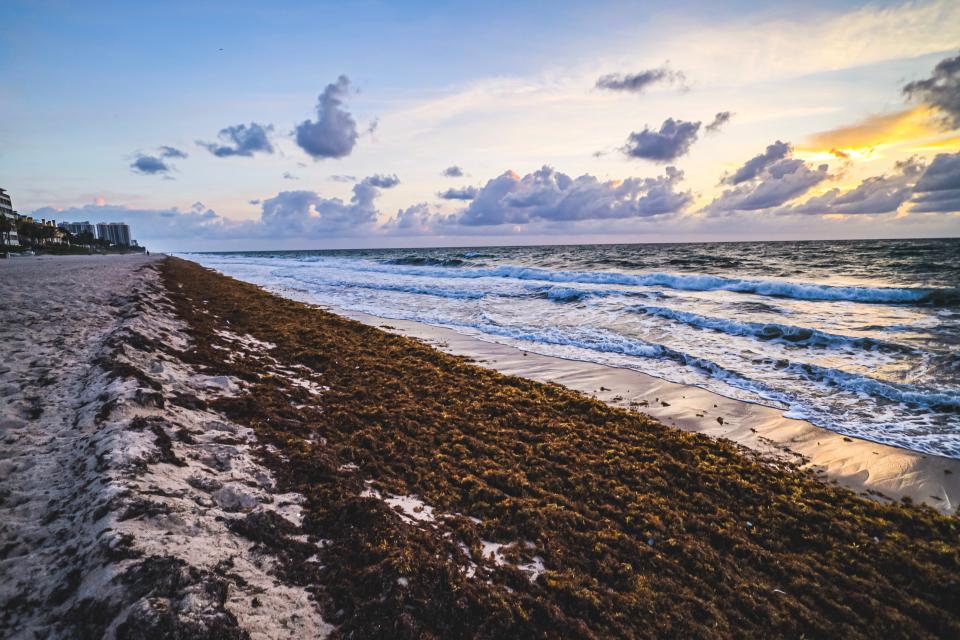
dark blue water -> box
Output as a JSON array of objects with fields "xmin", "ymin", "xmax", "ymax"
[{"xmin": 185, "ymin": 238, "xmax": 960, "ymax": 458}]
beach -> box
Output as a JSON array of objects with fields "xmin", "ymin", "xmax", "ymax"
[
  {"xmin": 338, "ymin": 310, "xmax": 960, "ymax": 513},
  {"xmin": 0, "ymin": 255, "xmax": 328, "ymax": 638},
  {"xmin": 2, "ymin": 254, "xmax": 959, "ymax": 638}
]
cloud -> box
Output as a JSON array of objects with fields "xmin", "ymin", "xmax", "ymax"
[
  {"xmin": 260, "ymin": 173, "xmax": 398, "ymax": 235},
  {"xmin": 785, "ymin": 158, "xmax": 923, "ymax": 215},
  {"xmin": 383, "ymin": 203, "xmax": 434, "ymax": 232},
  {"xmin": 438, "ymin": 186, "xmax": 479, "ymax": 201},
  {"xmin": 364, "ymin": 174, "xmax": 400, "ymax": 188},
  {"xmin": 330, "ymin": 174, "xmax": 356, "ymax": 183},
  {"xmin": 724, "ymin": 140, "xmax": 791, "ymax": 185},
  {"xmin": 198, "ymin": 122, "xmax": 275, "ymax": 157},
  {"xmin": 158, "ymin": 146, "xmax": 188, "ymax": 159},
  {"xmin": 448, "ymin": 165, "xmax": 692, "ymax": 226},
  {"xmin": 705, "ymin": 111, "xmax": 733, "ymax": 133},
  {"xmin": 442, "ymin": 165, "xmax": 465, "ymax": 177},
  {"xmin": 711, "ymin": 151, "xmax": 960, "ymax": 216},
  {"xmin": 33, "ymin": 202, "xmax": 227, "ymax": 242},
  {"xmin": 294, "ymin": 75, "xmax": 359, "ymax": 160},
  {"xmin": 903, "ymin": 53, "xmax": 960, "ymax": 129},
  {"xmin": 804, "ymin": 107, "xmax": 941, "ymax": 155},
  {"xmin": 622, "ymin": 118, "xmax": 701, "ymax": 162},
  {"xmin": 282, "ymin": 172, "xmax": 299, "ymax": 180},
  {"xmin": 35, "ymin": 171, "xmax": 403, "ymax": 249},
  {"xmin": 706, "ymin": 143, "xmax": 830, "ymax": 212},
  {"xmin": 130, "ymin": 154, "xmax": 171, "ymax": 175},
  {"xmin": 910, "ymin": 151, "xmax": 960, "ymax": 212},
  {"xmin": 595, "ymin": 66, "xmax": 685, "ymax": 93}
]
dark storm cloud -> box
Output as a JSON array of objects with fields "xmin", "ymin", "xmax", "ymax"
[
  {"xmin": 903, "ymin": 53, "xmax": 960, "ymax": 129},
  {"xmin": 158, "ymin": 146, "xmax": 188, "ymax": 159},
  {"xmin": 705, "ymin": 111, "xmax": 734, "ymax": 133},
  {"xmin": 724, "ymin": 140, "xmax": 791, "ymax": 185},
  {"xmin": 449, "ymin": 165, "xmax": 692, "ymax": 226},
  {"xmin": 198, "ymin": 122, "xmax": 275, "ymax": 157},
  {"xmin": 622, "ymin": 118, "xmax": 701, "ymax": 162},
  {"xmin": 294, "ymin": 75, "xmax": 359, "ymax": 159},
  {"xmin": 438, "ymin": 186, "xmax": 479, "ymax": 200},
  {"xmin": 596, "ymin": 66, "xmax": 685, "ymax": 93},
  {"xmin": 130, "ymin": 154, "xmax": 170, "ymax": 175},
  {"xmin": 442, "ymin": 166, "xmax": 465, "ymax": 177}
]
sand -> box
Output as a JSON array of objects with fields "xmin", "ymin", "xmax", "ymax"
[
  {"xmin": 333, "ymin": 308, "xmax": 960, "ymax": 514},
  {"xmin": 160, "ymin": 257, "xmax": 960, "ymax": 639},
  {"xmin": 0, "ymin": 255, "xmax": 330, "ymax": 639},
  {"xmin": 3, "ymin": 254, "xmax": 957, "ymax": 638}
]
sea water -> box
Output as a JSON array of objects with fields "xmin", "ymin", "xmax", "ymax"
[{"xmin": 184, "ymin": 238, "xmax": 960, "ymax": 458}]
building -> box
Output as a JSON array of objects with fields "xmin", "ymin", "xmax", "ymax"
[
  {"xmin": 39, "ymin": 218, "xmax": 67, "ymax": 245},
  {"xmin": 59, "ymin": 220, "xmax": 96, "ymax": 238},
  {"xmin": 0, "ymin": 188, "xmax": 21, "ymax": 247},
  {"xmin": 95, "ymin": 222, "xmax": 132, "ymax": 247},
  {"xmin": 0, "ymin": 188, "xmax": 13, "ymax": 217}
]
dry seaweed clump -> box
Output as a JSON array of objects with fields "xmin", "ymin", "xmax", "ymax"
[{"xmin": 161, "ymin": 257, "xmax": 960, "ymax": 640}]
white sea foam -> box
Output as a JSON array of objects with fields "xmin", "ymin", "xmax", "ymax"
[{"xmin": 183, "ymin": 245, "xmax": 960, "ymax": 459}]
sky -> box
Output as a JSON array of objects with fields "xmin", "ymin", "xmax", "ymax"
[{"xmin": 1, "ymin": 0, "xmax": 958, "ymax": 251}]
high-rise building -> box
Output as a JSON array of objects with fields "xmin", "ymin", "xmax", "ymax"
[
  {"xmin": 60, "ymin": 221, "xmax": 96, "ymax": 237},
  {"xmin": 95, "ymin": 222, "xmax": 132, "ymax": 246}
]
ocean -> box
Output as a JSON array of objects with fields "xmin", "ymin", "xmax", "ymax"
[{"xmin": 184, "ymin": 238, "xmax": 960, "ymax": 458}]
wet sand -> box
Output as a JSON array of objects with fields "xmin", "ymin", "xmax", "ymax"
[{"xmin": 336, "ymin": 309, "xmax": 960, "ymax": 514}]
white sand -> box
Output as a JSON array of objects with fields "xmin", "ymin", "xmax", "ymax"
[
  {"xmin": 0, "ymin": 256, "xmax": 330, "ymax": 639},
  {"xmin": 335, "ymin": 309, "xmax": 960, "ymax": 515}
]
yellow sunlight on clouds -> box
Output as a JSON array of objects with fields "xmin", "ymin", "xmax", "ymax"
[{"xmin": 801, "ymin": 106, "xmax": 950, "ymax": 158}]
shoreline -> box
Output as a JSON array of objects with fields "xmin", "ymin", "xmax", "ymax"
[
  {"xmin": 258, "ymin": 286, "xmax": 960, "ymax": 515},
  {"xmin": 5, "ymin": 255, "xmax": 960, "ymax": 638}
]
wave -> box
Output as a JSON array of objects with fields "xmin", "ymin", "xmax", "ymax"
[
  {"xmin": 453, "ymin": 320, "xmax": 763, "ymax": 390},
  {"xmin": 384, "ymin": 256, "xmax": 468, "ymax": 267},
  {"xmin": 452, "ymin": 318, "xmax": 958, "ymax": 413},
  {"xmin": 460, "ymin": 319, "xmax": 960, "ymax": 415},
  {"xmin": 330, "ymin": 262, "xmax": 958, "ymax": 306},
  {"xmin": 731, "ymin": 301, "xmax": 785, "ymax": 315},
  {"xmin": 629, "ymin": 305, "xmax": 914, "ymax": 353},
  {"xmin": 784, "ymin": 361, "xmax": 960, "ymax": 413},
  {"xmin": 284, "ymin": 273, "xmax": 486, "ymax": 300},
  {"xmin": 534, "ymin": 286, "xmax": 650, "ymax": 303},
  {"xmin": 665, "ymin": 256, "xmax": 743, "ymax": 269}
]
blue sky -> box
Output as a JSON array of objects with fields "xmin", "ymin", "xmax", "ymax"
[{"xmin": 1, "ymin": 0, "xmax": 958, "ymax": 251}]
